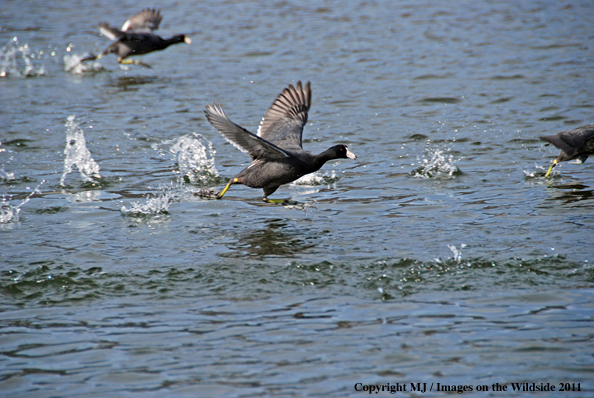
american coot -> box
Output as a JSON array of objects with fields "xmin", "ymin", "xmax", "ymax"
[
  {"xmin": 540, "ymin": 124, "xmax": 594, "ymax": 177},
  {"xmin": 83, "ymin": 9, "xmax": 191, "ymax": 67},
  {"xmin": 204, "ymin": 81, "xmax": 357, "ymax": 203}
]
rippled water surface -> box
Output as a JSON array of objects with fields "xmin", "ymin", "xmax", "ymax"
[{"xmin": 2, "ymin": 0, "xmax": 594, "ymax": 396}]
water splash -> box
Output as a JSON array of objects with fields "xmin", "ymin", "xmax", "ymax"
[
  {"xmin": 1, "ymin": 182, "xmax": 45, "ymax": 224},
  {"xmin": 120, "ymin": 184, "xmax": 184, "ymax": 217},
  {"xmin": 293, "ymin": 170, "xmax": 339, "ymax": 186},
  {"xmin": 0, "ymin": 37, "xmax": 46, "ymax": 77},
  {"xmin": 153, "ymin": 133, "xmax": 219, "ymax": 185},
  {"xmin": 60, "ymin": 116, "xmax": 101, "ymax": 186},
  {"xmin": 447, "ymin": 244, "xmax": 467, "ymax": 264},
  {"xmin": 523, "ymin": 164, "xmax": 549, "ymax": 179},
  {"xmin": 0, "ymin": 168, "xmax": 15, "ymax": 181},
  {"xmin": 63, "ymin": 43, "xmax": 104, "ymax": 74},
  {"xmin": 411, "ymin": 147, "xmax": 460, "ymax": 179}
]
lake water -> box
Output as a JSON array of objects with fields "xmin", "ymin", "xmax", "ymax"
[{"xmin": 1, "ymin": 0, "xmax": 593, "ymax": 396}]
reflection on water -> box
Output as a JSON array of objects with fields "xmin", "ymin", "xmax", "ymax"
[
  {"xmin": 223, "ymin": 218, "xmax": 317, "ymax": 258},
  {"xmin": 106, "ymin": 76, "xmax": 162, "ymax": 90},
  {"xmin": 547, "ymin": 183, "xmax": 594, "ymax": 205}
]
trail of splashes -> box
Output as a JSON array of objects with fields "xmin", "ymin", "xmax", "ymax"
[
  {"xmin": 60, "ymin": 116, "xmax": 101, "ymax": 186},
  {"xmin": 1, "ymin": 181, "xmax": 45, "ymax": 223},
  {"xmin": 153, "ymin": 133, "xmax": 219, "ymax": 185},
  {"xmin": 411, "ymin": 147, "xmax": 460, "ymax": 179},
  {"xmin": 0, "ymin": 37, "xmax": 46, "ymax": 78}
]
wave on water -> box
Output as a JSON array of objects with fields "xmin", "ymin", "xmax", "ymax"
[
  {"xmin": 153, "ymin": 133, "xmax": 220, "ymax": 185},
  {"xmin": 0, "ymin": 37, "xmax": 47, "ymax": 78},
  {"xmin": 60, "ymin": 116, "xmax": 102, "ymax": 187},
  {"xmin": 411, "ymin": 147, "xmax": 460, "ymax": 179}
]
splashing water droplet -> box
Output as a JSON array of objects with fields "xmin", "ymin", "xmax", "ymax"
[
  {"xmin": 154, "ymin": 133, "xmax": 219, "ymax": 185},
  {"xmin": 1, "ymin": 181, "xmax": 45, "ymax": 224},
  {"xmin": 411, "ymin": 147, "xmax": 460, "ymax": 179},
  {"xmin": 60, "ymin": 116, "xmax": 101, "ymax": 186},
  {"xmin": 0, "ymin": 37, "xmax": 46, "ymax": 77},
  {"xmin": 293, "ymin": 169, "xmax": 339, "ymax": 186},
  {"xmin": 120, "ymin": 183, "xmax": 185, "ymax": 217},
  {"xmin": 447, "ymin": 244, "xmax": 467, "ymax": 264},
  {"xmin": 63, "ymin": 53, "xmax": 104, "ymax": 74}
]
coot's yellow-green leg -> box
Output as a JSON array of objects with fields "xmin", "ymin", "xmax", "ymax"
[
  {"xmin": 217, "ymin": 178, "xmax": 237, "ymax": 199},
  {"xmin": 544, "ymin": 160, "xmax": 557, "ymax": 178},
  {"xmin": 263, "ymin": 197, "xmax": 301, "ymax": 206},
  {"xmin": 118, "ymin": 58, "xmax": 152, "ymax": 68},
  {"xmin": 263, "ymin": 198, "xmax": 286, "ymax": 204}
]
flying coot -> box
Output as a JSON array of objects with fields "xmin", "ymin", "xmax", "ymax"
[
  {"xmin": 204, "ymin": 81, "xmax": 357, "ymax": 203},
  {"xmin": 83, "ymin": 9, "xmax": 191, "ymax": 67}
]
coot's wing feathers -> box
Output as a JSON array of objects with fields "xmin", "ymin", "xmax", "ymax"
[
  {"xmin": 567, "ymin": 124, "xmax": 594, "ymax": 154},
  {"xmin": 540, "ymin": 134, "xmax": 577, "ymax": 157},
  {"xmin": 205, "ymin": 103, "xmax": 290, "ymax": 161},
  {"xmin": 121, "ymin": 8, "xmax": 162, "ymax": 33},
  {"xmin": 257, "ymin": 81, "xmax": 311, "ymax": 152},
  {"xmin": 98, "ymin": 23, "xmax": 124, "ymax": 41},
  {"xmin": 540, "ymin": 124, "xmax": 594, "ymax": 157}
]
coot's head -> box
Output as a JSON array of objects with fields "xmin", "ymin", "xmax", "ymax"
[
  {"xmin": 332, "ymin": 144, "xmax": 357, "ymax": 160},
  {"xmin": 173, "ymin": 34, "xmax": 192, "ymax": 45}
]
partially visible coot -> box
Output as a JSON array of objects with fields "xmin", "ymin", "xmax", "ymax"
[
  {"xmin": 540, "ymin": 124, "xmax": 594, "ymax": 177},
  {"xmin": 83, "ymin": 9, "xmax": 191, "ymax": 67},
  {"xmin": 204, "ymin": 81, "xmax": 357, "ymax": 203}
]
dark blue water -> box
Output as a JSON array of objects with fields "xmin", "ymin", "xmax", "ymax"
[{"xmin": 2, "ymin": 0, "xmax": 594, "ymax": 396}]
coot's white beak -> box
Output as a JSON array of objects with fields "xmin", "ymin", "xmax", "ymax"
[
  {"xmin": 346, "ymin": 146, "xmax": 357, "ymax": 159},
  {"xmin": 185, "ymin": 37, "xmax": 192, "ymax": 45}
]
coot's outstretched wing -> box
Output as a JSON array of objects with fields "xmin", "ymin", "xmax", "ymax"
[
  {"xmin": 121, "ymin": 9, "xmax": 162, "ymax": 33},
  {"xmin": 205, "ymin": 103, "xmax": 289, "ymax": 161},
  {"xmin": 98, "ymin": 23, "xmax": 124, "ymax": 41},
  {"xmin": 257, "ymin": 81, "xmax": 311, "ymax": 153},
  {"xmin": 540, "ymin": 124, "xmax": 594, "ymax": 160}
]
